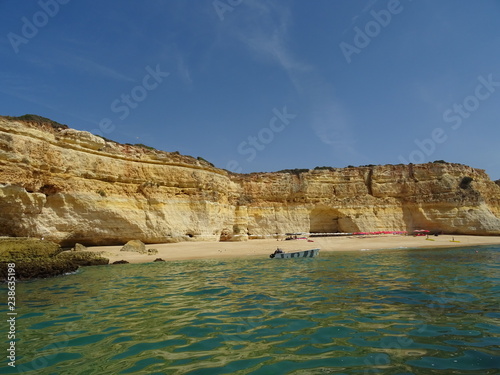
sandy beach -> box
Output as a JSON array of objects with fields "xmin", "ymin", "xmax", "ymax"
[{"xmin": 87, "ymin": 234, "xmax": 500, "ymax": 264}]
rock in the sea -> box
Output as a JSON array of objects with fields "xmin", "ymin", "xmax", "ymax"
[
  {"xmin": 0, "ymin": 238, "xmax": 61, "ymax": 258},
  {"xmin": 4, "ymin": 257, "xmax": 79, "ymax": 279},
  {"xmin": 0, "ymin": 238, "xmax": 109, "ymax": 279},
  {"xmin": 74, "ymin": 243, "xmax": 87, "ymax": 251},
  {"xmin": 57, "ymin": 251, "xmax": 109, "ymax": 266},
  {"xmin": 112, "ymin": 260, "xmax": 129, "ymax": 264},
  {"xmin": 0, "ymin": 238, "xmax": 71, "ymax": 279},
  {"xmin": 153, "ymin": 258, "xmax": 165, "ymax": 262},
  {"xmin": 120, "ymin": 240, "xmax": 146, "ymax": 253}
]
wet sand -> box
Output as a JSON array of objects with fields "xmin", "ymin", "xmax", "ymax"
[{"xmin": 87, "ymin": 235, "xmax": 500, "ymax": 264}]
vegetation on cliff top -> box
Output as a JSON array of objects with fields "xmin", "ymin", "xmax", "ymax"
[
  {"xmin": 433, "ymin": 160, "xmax": 449, "ymax": 164},
  {"xmin": 126, "ymin": 143, "xmax": 156, "ymax": 150},
  {"xmin": 1, "ymin": 114, "xmax": 220, "ymax": 170},
  {"xmin": 0, "ymin": 114, "xmax": 489, "ymax": 179},
  {"xmin": 459, "ymin": 176, "xmax": 474, "ymax": 189},
  {"xmin": 314, "ymin": 166, "xmax": 336, "ymax": 171},
  {"xmin": 3, "ymin": 114, "xmax": 69, "ymax": 130},
  {"xmin": 277, "ymin": 168, "xmax": 310, "ymax": 175}
]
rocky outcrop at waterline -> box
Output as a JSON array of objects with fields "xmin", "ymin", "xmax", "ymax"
[
  {"xmin": 1, "ymin": 115, "xmax": 499, "ymax": 247},
  {"xmin": 0, "ymin": 238, "xmax": 109, "ymax": 279}
]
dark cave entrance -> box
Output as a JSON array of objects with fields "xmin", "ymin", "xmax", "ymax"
[{"xmin": 309, "ymin": 207, "xmax": 342, "ymax": 233}]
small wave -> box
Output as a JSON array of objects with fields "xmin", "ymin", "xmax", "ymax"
[
  {"xmin": 7, "ymin": 246, "xmax": 499, "ymax": 374},
  {"xmin": 64, "ymin": 269, "xmax": 81, "ymax": 276}
]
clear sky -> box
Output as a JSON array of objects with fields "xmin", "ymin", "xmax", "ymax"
[{"xmin": 1, "ymin": 0, "xmax": 499, "ymax": 179}]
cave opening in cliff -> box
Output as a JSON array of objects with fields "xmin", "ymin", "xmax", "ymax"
[{"xmin": 309, "ymin": 207, "xmax": 343, "ymax": 233}]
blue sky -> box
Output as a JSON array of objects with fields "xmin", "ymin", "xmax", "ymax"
[{"xmin": 1, "ymin": 0, "xmax": 499, "ymax": 179}]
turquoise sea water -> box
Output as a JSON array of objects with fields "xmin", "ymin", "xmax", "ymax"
[{"xmin": 1, "ymin": 245, "xmax": 499, "ymax": 374}]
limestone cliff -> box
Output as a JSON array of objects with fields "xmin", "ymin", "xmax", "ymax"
[{"xmin": 1, "ymin": 116, "xmax": 499, "ymax": 245}]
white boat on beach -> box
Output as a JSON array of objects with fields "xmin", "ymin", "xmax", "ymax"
[{"xmin": 270, "ymin": 248, "xmax": 320, "ymax": 259}]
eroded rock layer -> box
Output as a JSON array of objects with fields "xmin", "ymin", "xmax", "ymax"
[{"xmin": 1, "ymin": 116, "xmax": 499, "ymax": 245}]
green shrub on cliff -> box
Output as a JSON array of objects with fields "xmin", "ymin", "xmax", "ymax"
[
  {"xmin": 134, "ymin": 143, "xmax": 156, "ymax": 150},
  {"xmin": 314, "ymin": 166, "xmax": 335, "ymax": 171},
  {"xmin": 459, "ymin": 176, "xmax": 473, "ymax": 189},
  {"xmin": 197, "ymin": 156, "xmax": 215, "ymax": 167},
  {"xmin": 4, "ymin": 114, "xmax": 69, "ymax": 130}
]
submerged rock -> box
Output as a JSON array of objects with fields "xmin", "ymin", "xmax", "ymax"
[{"xmin": 112, "ymin": 260, "xmax": 129, "ymax": 264}]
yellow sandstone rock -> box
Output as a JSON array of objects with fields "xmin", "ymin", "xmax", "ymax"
[{"xmin": 0, "ymin": 116, "xmax": 499, "ymax": 246}]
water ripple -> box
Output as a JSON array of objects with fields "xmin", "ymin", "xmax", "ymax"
[{"xmin": 0, "ymin": 246, "xmax": 499, "ymax": 374}]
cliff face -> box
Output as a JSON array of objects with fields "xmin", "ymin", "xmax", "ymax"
[
  {"xmin": 0, "ymin": 117, "xmax": 241, "ymax": 245},
  {"xmin": 1, "ymin": 117, "xmax": 499, "ymax": 245},
  {"xmin": 232, "ymin": 164, "xmax": 500, "ymax": 237}
]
